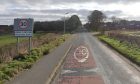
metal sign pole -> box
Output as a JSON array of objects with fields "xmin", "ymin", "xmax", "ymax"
[
  {"xmin": 29, "ymin": 37, "xmax": 32, "ymax": 55},
  {"xmin": 64, "ymin": 15, "xmax": 66, "ymax": 34},
  {"xmin": 17, "ymin": 37, "xmax": 19, "ymax": 55}
]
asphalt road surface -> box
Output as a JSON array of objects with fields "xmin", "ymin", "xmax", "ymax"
[
  {"xmin": 7, "ymin": 32, "xmax": 140, "ymax": 84},
  {"xmin": 54, "ymin": 32, "xmax": 140, "ymax": 84}
]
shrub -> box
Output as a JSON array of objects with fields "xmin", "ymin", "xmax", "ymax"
[
  {"xmin": 30, "ymin": 48, "xmax": 43, "ymax": 56},
  {"xmin": 41, "ymin": 45, "xmax": 49, "ymax": 55},
  {"xmin": 2, "ymin": 67, "xmax": 18, "ymax": 77},
  {"xmin": 0, "ymin": 71, "xmax": 10, "ymax": 81}
]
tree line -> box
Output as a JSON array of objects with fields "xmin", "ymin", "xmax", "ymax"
[
  {"xmin": 85, "ymin": 10, "xmax": 140, "ymax": 31},
  {"xmin": 34, "ymin": 15, "xmax": 82, "ymax": 33},
  {"xmin": 0, "ymin": 15, "xmax": 82, "ymax": 34}
]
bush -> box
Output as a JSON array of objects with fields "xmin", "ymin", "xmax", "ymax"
[
  {"xmin": 0, "ymin": 71, "xmax": 10, "ymax": 81},
  {"xmin": 30, "ymin": 48, "xmax": 43, "ymax": 56},
  {"xmin": 41, "ymin": 45, "xmax": 49, "ymax": 55},
  {"xmin": 2, "ymin": 67, "xmax": 18, "ymax": 77}
]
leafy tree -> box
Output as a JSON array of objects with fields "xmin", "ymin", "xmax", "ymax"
[
  {"xmin": 88, "ymin": 10, "xmax": 106, "ymax": 31},
  {"xmin": 67, "ymin": 15, "xmax": 82, "ymax": 32}
]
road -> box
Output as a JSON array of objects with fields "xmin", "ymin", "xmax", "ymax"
[
  {"xmin": 54, "ymin": 32, "xmax": 140, "ymax": 84},
  {"xmin": 7, "ymin": 32, "xmax": 140, "ymax": 84}
]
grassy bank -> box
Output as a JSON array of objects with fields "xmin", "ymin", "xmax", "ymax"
[
  {"xmin": 0, "ymin": 34, "xmax": 70, "ymax": 84},
  {"xmin": 98, "ymin": 35, "xmax": 140, "ymax": 66}
]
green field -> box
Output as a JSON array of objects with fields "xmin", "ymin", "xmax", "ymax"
[
  {"xmin": 0, "ymin": 33, "xmax": 45, "ymax": 47},
  {"xmin": 0, "ymin": 35, "xmax": 26, "ymax": 47}
]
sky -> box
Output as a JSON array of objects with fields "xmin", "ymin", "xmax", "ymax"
[{"xmin": 0, "ymin": 0, "xmax": 140, "ymax": 25}]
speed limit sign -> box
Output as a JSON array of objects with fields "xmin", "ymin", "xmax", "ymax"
[
  {"xmin": 14, "ymin": 18, "xmax": 34, "ymax": 37},
  {"xmin": 14, "ymin": 18, "xmax": 34, "ymax": 55},
  {"xmin": 19, "ymin": 19, "xmax": 29, "ymax": 29}
]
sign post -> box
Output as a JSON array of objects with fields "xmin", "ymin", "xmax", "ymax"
[
  {"xmin": 17, "ymin": 37, "xmax": 19, "ymax": 54},
  {"xmin": 14, "ymin": 18, "xmax": 34, "ymax": 55},
  {"xmin": 29, "ymin": 37, "xmax": 32, "ymax": 55}
]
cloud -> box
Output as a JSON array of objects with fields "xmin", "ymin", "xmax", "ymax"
[
  {"xmin": 0, "ymin": 7, "xmax": 90, "ymax": 24},
  {"xmin": 21, "ymin": 0, "xmax": 140, "ymax": 5},
  {"xmin": 19, "ymin": 0, "xmax": 93, "ymax": 5},
  {"xmin": 23, "ymin": 0, "xmax": 140, "ymax": 5},
  {"xmin": 92, "ymin": 0, "xmax": 140, "ymax": 4},
  {"xmin": 0, "ymin": 0, "xmax": 140, "ymax": 25},
  {"xmin": 49, "ymin": 0, "xmax": 93, "ymax": 4},
  {"xmin": 103, "ymin": 10, "xmax": 123, "ymax": 17}
]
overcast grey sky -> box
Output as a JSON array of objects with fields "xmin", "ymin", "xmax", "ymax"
[{"xmin": 0, "ymin": 0, "xmax": 140, "ymax": 25}]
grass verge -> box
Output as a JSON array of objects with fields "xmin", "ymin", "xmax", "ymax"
[
  {"xmin": 0, "ymin": 34, "xmax": 70, "ymax": 84},
  {"xmin": 98, "ymin": 35, "xmax": 140, "ymax": 66}
]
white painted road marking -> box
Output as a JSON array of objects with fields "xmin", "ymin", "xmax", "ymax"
[{"xmin": 74, "ymin": 46, "xmax": 89, "ymax": 63}]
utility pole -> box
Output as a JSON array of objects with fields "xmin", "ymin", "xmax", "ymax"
[{"xmin": 64, "ymin": 12, "xmax": 69, "ymax": 34}]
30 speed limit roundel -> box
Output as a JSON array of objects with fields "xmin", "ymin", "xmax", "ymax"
[
  {"xmin": 19, "ymin": 19, "xmax": 29, "ymax": 29},
  {"xmin": 74, "ymin": 46, "xmax": 89, "ymax": 63}
]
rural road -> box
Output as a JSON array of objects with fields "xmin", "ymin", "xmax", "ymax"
[
  {"xmin": 7, "ymin": 31, "xmax": 140, "ymax": 84},
  {"xmin": 54, "ymin": 32, "xmax": 140, "ymax": 84}
]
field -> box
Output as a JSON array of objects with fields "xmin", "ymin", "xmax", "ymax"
[
  {"xmin": 0, "ymin": 35, "xmax": 25, "ymax": 47},
  {"xmin": 121, "ymin": 31, "xmax": 140, "ymax": 36},
  {"xmin": 0, "ymin": 33, "xmax": 44, "ymax": 47},
  {"xmin": 105, "ymin": 31, "xmax": 140, "ymax": 48}
]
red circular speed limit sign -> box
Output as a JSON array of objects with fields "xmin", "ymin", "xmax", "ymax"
[
  {"xmin": 74, "ymin": 46, "xmax": 89, "ymax": 63},
  {"xmin": 19, "ymin": 19, "xmax": 29, "ymax": 29}
]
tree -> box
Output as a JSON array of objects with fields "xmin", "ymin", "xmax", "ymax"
[
  {"xmin": 88, "ymin": 10, "xmax": 106, "ymax": 31},
  {"xmin": 67, "ymin": 15, "xmax": 82, "ymax": 32}
]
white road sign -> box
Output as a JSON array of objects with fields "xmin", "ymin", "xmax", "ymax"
[{"xmin": 14, "ymin": 31, "xmax": 33, "ymax": 37}]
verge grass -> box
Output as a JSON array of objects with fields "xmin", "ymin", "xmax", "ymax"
[{"xmin": 98, "ymin": 35, "xmax": 140, "ymax": 65}]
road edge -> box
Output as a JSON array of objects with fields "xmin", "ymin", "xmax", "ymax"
[
  {"xmin": 45, "ymin": 44, "xmax": 72, "ymax": 84},
  {"xmin": 97, "ymin": 36, "xmax": 140, "ymax": 72}
]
